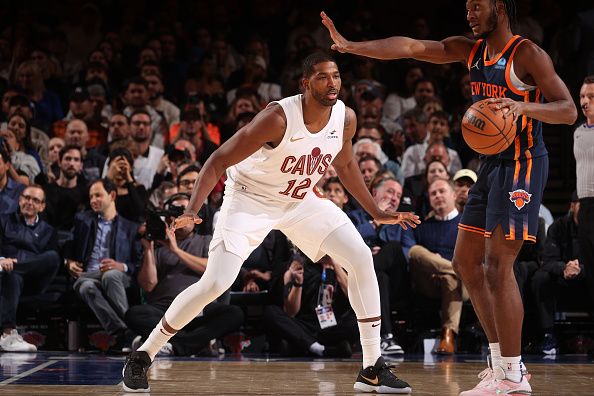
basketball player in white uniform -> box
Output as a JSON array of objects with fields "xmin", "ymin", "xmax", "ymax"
[{"xmin": 122, "ymin": 52, "xmax": 420, "ymax": 394}]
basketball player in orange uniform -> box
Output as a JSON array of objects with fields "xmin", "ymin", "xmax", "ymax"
[
  {"xmin": 321, "ymin": 1, "xmax": 577, "ymax": 394},
  {"xmin": 122, "ymin": 52, "xmax": 420, "ymax": 394}
]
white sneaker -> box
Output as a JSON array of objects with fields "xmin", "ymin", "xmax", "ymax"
[
  {"xmin": 380, "ymin": 334, "xmax": 404, "ymax": 355},
  {"xmin": 0, "ymin": 330, "xmax": 37, "ymax": 352},
  {"xmin": 157, "ymin": 342, "xmax": 174, "ymax": 356}
]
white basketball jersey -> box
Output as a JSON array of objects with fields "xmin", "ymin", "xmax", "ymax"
[{"xmin": 226, "ymin": 94, "xmax": 345, "ymax": 202}]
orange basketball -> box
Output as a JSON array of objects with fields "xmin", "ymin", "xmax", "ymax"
[{"xmin": 461, "ymin": 99, "xmax": 516, "ymax": 155}]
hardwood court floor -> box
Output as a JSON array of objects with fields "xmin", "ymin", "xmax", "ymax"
[{"xmin": 1, "ymin": 353, "xmax": 593, "ymax": 395}]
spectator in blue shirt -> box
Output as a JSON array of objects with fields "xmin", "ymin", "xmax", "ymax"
[
  {"xmin": 408, "ymin": 178, "xmax": 464, "ymax": 354},
  {"xmin": 64, "ymin": 178, "xmax": 141, "ymax": 351},
  {"xmin": 0, "ymin": 185, "xmax": 60, "ymax": 351}
]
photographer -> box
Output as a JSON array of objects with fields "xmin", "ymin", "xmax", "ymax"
[
  {"xmin": 264, "ymin": 252, "xmax": 357, "ymax": 358},
  {"xmin": 64, "ymin": 178, "xmax": 141, "ymax": 351},
  {"xmin": 105, "ymin": 147, "xmax": 148, "ymax": 223},
  {"xmin": 126, "ymin": 193, "xmax": 244, "ymax": 356}
]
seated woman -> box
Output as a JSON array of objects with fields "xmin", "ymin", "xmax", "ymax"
[
  {"xmin": 1, "ymin": 116, "xmax": 40, "ymax": 182},
  {"xmin": 105, "ymin": 148, "xmax": 148, "ymax": 223}
]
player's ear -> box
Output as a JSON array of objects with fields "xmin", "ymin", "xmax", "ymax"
[{"xmin": 301, "ymin": 77, "xmax": 309, "ymax": 91}]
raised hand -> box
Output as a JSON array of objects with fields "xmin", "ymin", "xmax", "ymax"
[{"xmin": 320, "ymin": 11, "xmax": 351, "ymax": 53}]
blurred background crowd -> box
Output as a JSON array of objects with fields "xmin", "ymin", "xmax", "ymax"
[{"xmin": 0, "ymin": 0, "xmax": 594, "ymax": 359}]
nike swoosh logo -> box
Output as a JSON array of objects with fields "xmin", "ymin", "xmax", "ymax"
[
  {"xmin": 372, "ymin": 323, "xmax": 380, "ymax": 327},
  {"xmin": 290, "ymin": 137, "xmax": 305, "ymax": 142},
  {"xmin": 361, "ymin": 375, "xmax": 379, "ymax": 385}
]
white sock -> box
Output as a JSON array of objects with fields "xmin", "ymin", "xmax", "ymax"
[
  {"xmin": 501, "ymin": 356, "xmax": 523, "ymax": 382},
  {"xmin": 309, "ymin": 342, "xmax": 325, "ymax": 356},
  {"xmin": 359, "ymin": 320, "xmax": 381, "ymax": 368},
  {"xmin": 489, "ymin": 342, "xmax": 502, "ymax": 369},
  {"xmin": 138, "ymin": 319, "xmax": 176, "ymax": 361}
]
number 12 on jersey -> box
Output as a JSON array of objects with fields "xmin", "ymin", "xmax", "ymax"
[{"xmin": 279, "ymin": 178, "xmax": 311, "ymax": 199}]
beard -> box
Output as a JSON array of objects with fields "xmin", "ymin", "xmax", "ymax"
[
  {"xmin": 132, "ymin": 134, "xmax": 150, "ymax": 143},
  {"xmin": 311, "ymin": 89, "xmax": 337, "ymax": 107},
  {"xmin": 63, "ymin": 169, "xmax": 78, "ymax": 180},
  {"xmin": 477, "ymin": 9, "xmax": 498, "ymax": 39}
]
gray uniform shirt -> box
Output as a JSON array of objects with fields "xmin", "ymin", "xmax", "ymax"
[{"xmin": 574, "ymin": 123, "xmax": 594, "ymax": 199}]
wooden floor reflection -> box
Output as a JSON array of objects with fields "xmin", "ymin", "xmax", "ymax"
[{"xmin": 2, "ymin": 357, "xmax": 594, "ymax": 395}]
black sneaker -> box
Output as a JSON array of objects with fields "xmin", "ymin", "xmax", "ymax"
[
  {"xmin": 354, "ymin": 356, "xmax": 412, "ymax": 394},
  {"xmin": 122, "ymin": 351, "xmax": 152, "ymax": 393}
]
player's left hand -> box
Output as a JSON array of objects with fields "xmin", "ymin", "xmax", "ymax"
[
  {"xmin": 373, "ymin": 210, "xmax": 421, "ymax": 230},
  {"xmin": 320, "ymin": 11, "xmax": 351, "ymax": 53},
  {"xmin": 172, "ymin": 213, "xmax": 203, "ymax": 230},
  {"xmin": 488, "ymin": 97, "xmax": 524, "ymax": 124}
]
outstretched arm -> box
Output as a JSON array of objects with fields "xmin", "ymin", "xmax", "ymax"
[
  {"xmin": 175, "ymin": 104, "xmax": 286, "ymax": 228},
  {"xmin": 321, "ymin": 11, "xmax": 474, "ymax": 64},
  {"xmin": 333, "ymin": 107, "xmax": 420, "ymax": 230}
]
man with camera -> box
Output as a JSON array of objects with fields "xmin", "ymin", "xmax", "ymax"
[
  {"xmin": 126, "ymin": 193, "xmax": 244, "ymax": 356},
  {"xmin": 64, "ymin": 178, "xmax": 141, "ymax": 351}
]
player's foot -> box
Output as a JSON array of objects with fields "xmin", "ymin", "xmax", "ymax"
[
  {"xmin": 354, "ymin": 356, "xmax": 411, "ymax": 394},
  {"xmin": 381, "ymin": 333, "xmax": 404, "ymax": 355},
  {"xmin": 460, "ymin": 366, "xmax": 532, "ymax": 396},
  {"xmin": 459, "ymin": 355, "xmax": 494, "ymax": 396},
  {"xmin": 459, "ymin": 368, "xmax": 495, "ymax": 395},
  {"xmin": 122, "ymin": 351, "xmax": 152, "ymax": 393},
  {"xmin": 490, "ymin": 375, "xmax": 532, "ymax": 395}
]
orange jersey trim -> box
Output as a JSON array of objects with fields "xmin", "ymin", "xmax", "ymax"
[
  {"xmin": 458, "ymin": 224, "xmax": 487, "ymax": 236},
  {"xmin": 467, "ymin": 39, "xmax": 483, "ymax": 70},
  {"xmin": 483, "ymin": 35, "xmax": 520, "ymax": 66},
  {"xmin": 504, "ymin": 38, "xmax": 529, "ymax": 96}
]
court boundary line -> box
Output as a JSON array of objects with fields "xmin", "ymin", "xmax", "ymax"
[{"xmin": 0, "ymin": 360, "xmax": 58, "ymax": 386}]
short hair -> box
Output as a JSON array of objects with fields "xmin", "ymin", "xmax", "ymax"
[
  {"xmin": 413, "ymin": 77, "xmax": 436, "ymax": 92},
  {"xmin": 92, "ymin": 178, "xmax": 117, "ymax": 195},
  {"xmin": 123, "ymin": 76, "xmax": 148, "ymax": 91},
  {"xmin": 322, "ymin": 176, "xmax": 344, "ymax": 191},
  {"xmin": 428, "ymin": 110, "xmax": 450, "ymax": 125},
  {"xmin": 358, "ymin": 154, "xmax": 382, "ymax": 170},
  {"xmin": 130, "ymin": 109, "xmax": 151, "ymax": 122},
  {"xmin": 371, "ymin": 175, "xmax": 400, "ymax": 192},
  {"xmin": 428, "ymin": 177, "xmax": 455, "ymax": 192},
  {"xmin": 302, "ymin": 52, "xmax": 336, "ymax": 78},
  {"xmin": 358, "ymin": 122, "xmax": 387, "ymax": 139},
  {"xmin": 583, "ymin": 75, "xmax": 594, "ymax": 85},
  {"xmin": 177, "ymin": 164, "xmax": 202, "ymax": 185},
  {"xmin": 402, "ymin": 108, "xmax": 428, "ymax": 124},
  {"xmin": 23, "ymin": 184, "xmax": 46, "ymax": 201},
  {"xmin": 111, "ymin": 112, "xmax": 129, "ymax": 123},
  {"xmin": 58, "ymin": 144, "xmax": 82, "ymax": 162}
]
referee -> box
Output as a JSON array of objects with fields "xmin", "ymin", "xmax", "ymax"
[{"xmin": 575, "ymin": 75, "xmax": 594, "ymax": 306}]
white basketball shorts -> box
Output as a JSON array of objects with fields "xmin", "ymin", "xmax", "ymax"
[{"xmin": 210, "ymin": 186, "xmax": 352, "ymax": 262}]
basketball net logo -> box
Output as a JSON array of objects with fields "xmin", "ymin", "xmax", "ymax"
[{"xmin": 509, "ymin": 189, "xmax": 532, "ymax": 210}]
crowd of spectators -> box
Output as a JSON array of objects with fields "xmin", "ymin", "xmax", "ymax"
[{"xmin": 0, "ymin": 1, "xmax": 593, "ymax": 357}]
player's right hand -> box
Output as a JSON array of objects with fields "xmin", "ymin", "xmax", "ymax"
[
  {"xmin": 172, "ymin": 213, "xmax": 202, "ymax": 230},
  {"xmin": 320, "ymin": 11, "xmax": 350, "ymax": 53}
]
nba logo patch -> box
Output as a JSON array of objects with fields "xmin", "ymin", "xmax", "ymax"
[{"xmin": 509, "ymin": 189, "xmax": 532, "ymax": 210}]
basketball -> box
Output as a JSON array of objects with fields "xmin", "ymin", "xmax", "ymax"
[{"xmin": 461, "ymin": 99, "xmax": 516, "ymax": 155}]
